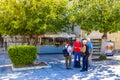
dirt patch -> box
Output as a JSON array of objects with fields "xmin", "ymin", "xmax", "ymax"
[
  {"xmin": 34, "ymin": 62, "xmax": 47, "ymax": 66},
  {"xmin": 92, "ymin": 58, "xmax": 112, "ymax": 61},
  {"xmin": 14, "ymin": 62, "xmax": 47, "ymax": 68}
]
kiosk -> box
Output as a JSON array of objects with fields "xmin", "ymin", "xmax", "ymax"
[{"xmin": 37, "ymin": 33, "xmax": 76, "ymax": 54}]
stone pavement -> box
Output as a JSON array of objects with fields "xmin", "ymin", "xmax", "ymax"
[
  {"xmin": 0, "ymin": 53, "xmax": 11, "ymax": 67},
  {"xmin": 0, "ymin": 53, "xmax": 120, "ymax": 80}
]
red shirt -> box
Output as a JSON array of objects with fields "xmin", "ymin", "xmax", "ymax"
[{"xmin": 73, "ymin": 41, "xmax": 82, "ymax": 52}]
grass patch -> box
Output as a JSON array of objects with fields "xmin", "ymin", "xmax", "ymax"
[{"xmin": 92, "ymin": 58, "xmax": 112, "ymax": 61}]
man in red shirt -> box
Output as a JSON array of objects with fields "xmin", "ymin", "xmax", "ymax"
[{"xmin": 73, "ymin": 37, "xmax": 82, "ymax": 68}]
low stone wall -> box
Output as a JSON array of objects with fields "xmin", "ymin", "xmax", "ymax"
[{"xmin": 3, "ymin": 36, "xmax": 27, "ymax": 48}]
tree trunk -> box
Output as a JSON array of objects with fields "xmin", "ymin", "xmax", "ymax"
[
  {"xmin": 34, "ymin": 34, "xmax": 38, "ymax": 46},
  {"xmin": 26, "ymin": 34, "xmax": 38, "ymax": 46},
  {"xmin": 26, "ymin": 34, "xmax": 31, "ymax": 45},
  {"xmin": 72, "ymin": 23, "xmax": 74, "ymax": 34},
  {"xmin": 99, "ymin": 32, "xmax": 107, "ymax": 60},
  {"xmin": 102, "ymin": 32, "xmax": 107, "ymax": 39},
  {"xmin": 22, "ymin": 36, "xmax": 27, "ymax": 44},
  {"xmin": 0, "ymin": 34, "xmax": 3, "ymax": 48},
  {"xmin": 100, "ymin": 32, "xmax": 107, "ymax": 55}
]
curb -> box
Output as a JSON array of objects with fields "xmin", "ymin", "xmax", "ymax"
[
  {"xmin": 0, "ymin": 64, "xmax": 12, "ymax": 68},
  {"xmin": 11, "ymin": 62, "xmax": 51, "ymax": 71}
]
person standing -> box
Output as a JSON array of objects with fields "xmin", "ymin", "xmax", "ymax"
[
  {"xmin": 73, "ymin": 37, "xmax": 82, "ymax": 68},
  {"xmin": 80, "ymin": 40, "xmax": 89, "ymax": 72},
  {"xmin": 63, "ymin": 41, "xmax": 73, "ymax": 69},
  {"xmin": 86, "ymin": 38, "xmax": 93, "ymax": 68}
]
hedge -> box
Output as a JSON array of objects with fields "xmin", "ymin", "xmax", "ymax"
[{"xmin": 8, "ymin": 45, "xmax": 37, "ymax": 66}]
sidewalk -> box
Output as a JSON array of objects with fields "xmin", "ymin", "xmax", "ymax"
[
  {"xmin": 0, "ymin": 53, "xmax": 11, "ymax": 66},
  {"xmin": 0, "ymin": 53, "xmax": 120, "ymax": 80}
]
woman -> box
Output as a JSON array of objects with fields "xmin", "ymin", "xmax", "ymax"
[
  {"xmin": 80, "ymin": 40, "xmax": 89, "ymax": 72},
  {"xmin": 63, "ymin": 41, "xmax": 73, "ymax": 69}
]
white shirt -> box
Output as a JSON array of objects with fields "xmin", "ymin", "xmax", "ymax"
[{"xmin": 65, "ymin": 45, "xmax": 73, "ymax": 55}]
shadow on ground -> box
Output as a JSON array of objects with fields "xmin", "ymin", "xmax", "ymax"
[{"xmin": 0, "ymin": 54, "xmax": 120, "ymax": 80}]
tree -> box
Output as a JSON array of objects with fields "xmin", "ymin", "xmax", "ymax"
[
  {"xmin": 77, "ymin": 0, "xmax": 120, "ymax": 38},
  {"xmin": 63, "ymin": 0, "xmax": 82, "ymax": 34},
  {"xmin": 0, "ymin": 0, "xmax": 69, "ymax": 45},
  {"xmin": 75, "ymin": 0, "xmax": 120, "ymax": 56}
]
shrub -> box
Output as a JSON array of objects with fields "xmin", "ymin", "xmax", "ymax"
[
  {"xmin": 8, "ymin": 45, "xmax": 37, "ymax": 66},
  {"xmin": 99, "ymin": 55, "xmax": 107, "ymax": 60}
]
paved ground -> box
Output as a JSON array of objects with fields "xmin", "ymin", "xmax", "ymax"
[
  {"xmin": 0, "ymin": 53, "xmax": 120, "ymax": 80},
  {"xmin": 0, "ymin": 53, "xmax": 11, "ymax": 66}
]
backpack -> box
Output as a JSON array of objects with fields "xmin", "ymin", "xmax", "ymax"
[{"xmin": 63, "ymin": 46, "xmax": 69, "ymax": 57}]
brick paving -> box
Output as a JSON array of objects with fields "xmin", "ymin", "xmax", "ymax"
[{"xmin": 0, "ymin": 53, "xmax": 120, "ymax": 80}]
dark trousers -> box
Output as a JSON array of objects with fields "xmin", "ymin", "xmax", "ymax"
[{"xmin": 82, "ymin": 54, "xmax": 89, "ymax": 71}]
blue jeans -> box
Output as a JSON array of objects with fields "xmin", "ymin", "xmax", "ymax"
[{"xmin": 74, "ymin": 52, "xmax": 82, "ymax": 67}]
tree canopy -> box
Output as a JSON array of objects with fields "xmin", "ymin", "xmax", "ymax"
[
  {"xmin": 0, "ymin": 0, "xmax": 69, "ymax": 35},
  {"xmin": 76, "ymin": 0, "xmax": 120, "ymax": 36},
  {"xmin": 0, "ymin": 0, "xmax": 120, "ymax": 38}
]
